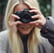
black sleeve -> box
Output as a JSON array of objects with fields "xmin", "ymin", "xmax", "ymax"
[{"xmin": 40, "ymin": 16, "xmax": 54, "ymax": 46}]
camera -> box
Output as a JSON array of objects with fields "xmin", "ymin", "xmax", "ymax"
[{"xmin": 14, "ymin": 9, "xmax": 38, "ymax": 23}]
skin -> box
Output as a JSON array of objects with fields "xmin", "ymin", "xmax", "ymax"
[{"xmin": 8, "ymin": 3, "xmax": 46, "ymax": 36}]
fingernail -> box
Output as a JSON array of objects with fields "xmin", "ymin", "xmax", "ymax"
[{"xmin": 32, "ymin": 16, "xmax": 34, "ymax": 18}]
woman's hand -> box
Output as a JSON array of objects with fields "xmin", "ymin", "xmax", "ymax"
[
  {"xmin": 29, "ymin": 7, "xmax": 46, "ymax": 28},
  {"xmin": 8, "ymin": 14, "xmax": 22, "ymax": 32}
]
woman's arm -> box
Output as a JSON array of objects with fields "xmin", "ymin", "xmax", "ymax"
[
  {"xmin": 0, "ymin": 30, "xmax": 8, "ymax": 53},
  {"xmin": 41, "ymin": 16, "xmax": 54, "ymax": 46}
]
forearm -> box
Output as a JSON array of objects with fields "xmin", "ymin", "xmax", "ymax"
[
  {"xmin": 41, "ymin": 17, "xmax": 54, "ymax": 46},
  {"xmin": 41, "ymin": 17, "xmax": 54, "ymax": 38}
]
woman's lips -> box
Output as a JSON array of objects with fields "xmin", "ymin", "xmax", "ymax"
[
  {"xmin": 21, "ymin": 27, "xmax": 30, "ymax": 29},
  {"xmin": 19, "ymin": 26, "xmax": 30, "ymax": 30},
  {"xmin": 17, "ymin": 24, "xmax": 32, "ymax": 30}
]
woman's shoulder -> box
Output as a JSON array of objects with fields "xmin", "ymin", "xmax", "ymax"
[
  {"xmin": 0, "ymin": 30, "xmax": 9, "ymax": 40},
  {"xmin": 0, "ymin": 30, "xmax": 8, "ymax": 35},
  {"xmin": 38, "ymin": 36, "xmax": 54, "ymax": 53},
  {"xmin": 0, "ymin": 30, "xmax": 11, "ymax": 53},
  {"xmin": 40, "ymin": 36, "xmax": 53, "ymax": 47}
]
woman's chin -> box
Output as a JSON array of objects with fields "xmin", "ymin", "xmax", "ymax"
[
  {"xmin": 20, "ymin": 31, "xmax": 30, "ymax": 35},
  {"xmin": 17, "ymin": 30, "xmax": 31, "ymax": 36}
]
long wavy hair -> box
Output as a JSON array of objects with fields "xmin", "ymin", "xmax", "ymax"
[{"xmin": 4, "ymin": 0, "xmax": 41, "ymax": 53}]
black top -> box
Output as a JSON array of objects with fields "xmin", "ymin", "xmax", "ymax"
[{"xmin": 20, "ymin": 35, "xmax": 28, "ymax": 53}]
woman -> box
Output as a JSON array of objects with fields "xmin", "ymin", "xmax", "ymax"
[{"xmin": 0, "ymin": 0, "xmax": 54, "ymax": 53}]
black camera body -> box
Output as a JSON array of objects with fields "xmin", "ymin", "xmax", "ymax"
[{"xmin": 14, "ymin": 9, "xmax": 38, "ymax": 23}]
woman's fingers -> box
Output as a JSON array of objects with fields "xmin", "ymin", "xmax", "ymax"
[
  {"xmin": 30, "ymin": 7, "xmax": 38, "ymax": 10},
  {"xmin": 29, "ymin": 19, "xmax": 45, "ymax": 28},
  {"xmin": 11, "ymin": 14, "xmax": 20, "ymax": 19},
  {"xmin": 9, "ymin": 14, "xmax": 20, "ymax": 22},
  {"xmin": 29, "ymin": 7, "xmax": 46, "ymax": 28},
  {"xmin": 29, "ymin": 8, "xmax": 42, "ymax": 20},
  {"xmin": 31, "ymin": 14, "xmax": 40, "ymax": 19},
  {"xmin": 29, "ymin": 9, "xmax": 41, "ymax": 15},
  {"xmin": 8, "ymin": 15, "xmax": 22, "ymax": 32},
  {"xmin": 8, "ymin": 21, "xmax": 23, "ymax": 27},
  {"xmin": 29, "ymin": 7, "xmax": 41, "ymax": 14},
  {"xmin": 12, "ymin": 14, "xmax": 20, "ymax": 19},
  {"xmin": 9, "ymin": 14, "xmax": 21, "ymax": 26}
]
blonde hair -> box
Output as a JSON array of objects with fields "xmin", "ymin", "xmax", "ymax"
[{"xmin": 4, "ymin": 0, "xmax": 41, "ymax": 53}]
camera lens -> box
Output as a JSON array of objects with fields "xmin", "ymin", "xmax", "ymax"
[{"xmin": 20, "ymin": 13, "xmax": 32, "ymax": 23}]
